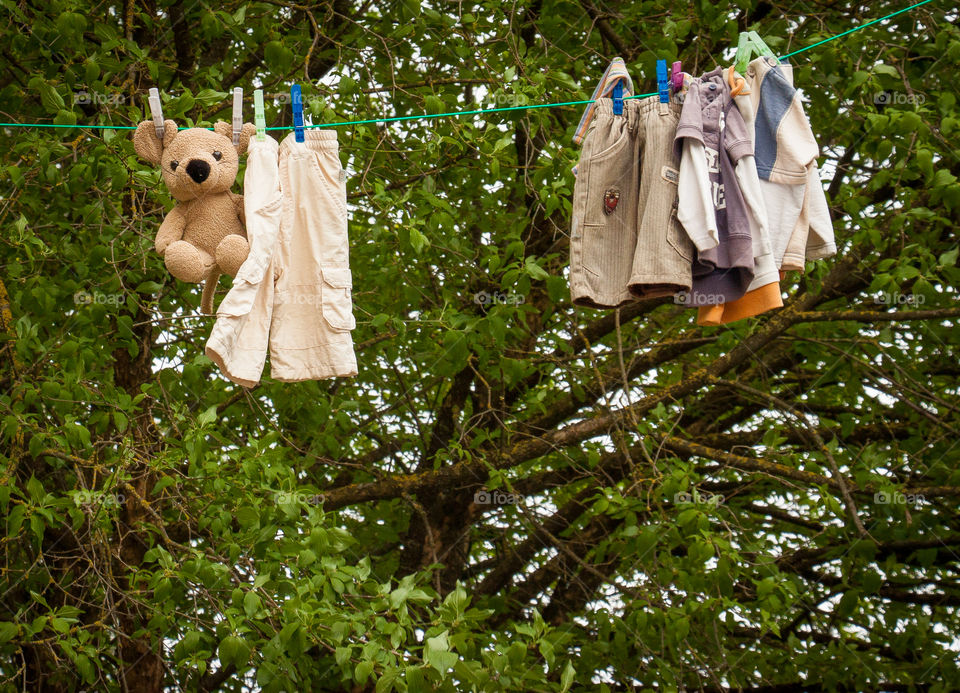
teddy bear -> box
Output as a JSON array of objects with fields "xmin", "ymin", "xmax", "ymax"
[{"xmin": 133, "ymin": 119, "xmax": 256, "ymax": 314}]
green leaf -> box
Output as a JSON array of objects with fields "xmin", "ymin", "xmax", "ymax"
[
  {"xmin": 424, "ymin": 96, "xmax": 444, "ymax": 115},
  {"xmin": 872, "ymin": 63, "xmax": 899, "ymax": 77},
  {"xmin": 424, "ymin": 630, "xmax": 458, "ymax": 677},
  {"xmin": 524, "ymin": 257, "xmax": 550, "ymax": 280},
  {"xmin": 218, "ymin": 635, "xmax": 251, "ymax": 669},
  {"xmin": 409, "ymin": 228, "xmax": 429, "ymax": 253},
  {"xmin": 355, "ymin": 659, "xmax": 374, "ymax": 683},
  {"xmin": 194, "ymin": 89, "xmax": 228, "ymax": 107},
  {"xmin": 197, "ymin": 405, "xmax": 218, "ymax": 427},
  {"xmin": 53, "ymin": 110, "xmax": 76, "ymax": 126},
  {"xmin": 178, "ymin": 630, "xmax": 202, "ymax": 656},
  {"xmin": 76, "ymin": 655, "xmax": 95, "ymax": 683},
  {"xmin": 0, "ymin": 622, "xmax": 19, "ymax": 644},
  {"xmin": 264, "ymin": 41, "xmax": 294, "ymax": 73},
  {"xmin": 135, "ymin": 281, "xmax": 164, "ymax": 294},
  {"xmin": 56, "ymin": 12, "xmax": 87, "ymax": 39},
  {"xmin": 39, "ymin": 84, "xmax": 65, "ymax": 113},
  {"xmin": 243, "ymin": 590, "xmax": 261, "ymax": 618},
  {"xmin": 561, "ymin": 659, "xmax": 576, "ymax": 692},
  {"xmin": 932, "ymin": 169, "xmax": 958, "ymax": 188},
  {"xmin": 837, "ymin": 589, "xmax": 861, "ymax": 618}
]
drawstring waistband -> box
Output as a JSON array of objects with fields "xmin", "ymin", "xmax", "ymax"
[{"xmin": 280, "ymin": 128, "xmax": 338, "ymax": 154}]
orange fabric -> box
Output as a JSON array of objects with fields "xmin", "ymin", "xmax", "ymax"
[
  {"xmin": 727, "ymin": 65, "xmax": 749, "ymax": 97},
  {"xmin": 696, "ymin": 281, "xmax": 783, "ymax": 325}
]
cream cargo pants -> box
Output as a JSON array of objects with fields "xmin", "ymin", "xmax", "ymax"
[{"xmin": 206, "ymin": 130, "xmax": 358, "ymax": 387}]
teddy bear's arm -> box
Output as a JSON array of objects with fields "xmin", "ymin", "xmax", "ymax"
[
  {"xmin": 231, "ymin": 192, "xmax": 245, "ymax": 227},
  {"xmin": 155, "ymin": 205, "xmax": 188, "ymax": 254}
]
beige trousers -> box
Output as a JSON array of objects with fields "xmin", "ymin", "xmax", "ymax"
[
  {"xmin": 570, "ymin": 96, "xmax": 691, "ymax": 309},
  {"xmin": 206, "ymin": 130, "xmax": 357, "ymax": 387}
]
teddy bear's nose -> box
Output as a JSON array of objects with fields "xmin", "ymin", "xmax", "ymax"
[{"xmin": 185, "ymin": 159, "xmax": 211, "ymax": 184}]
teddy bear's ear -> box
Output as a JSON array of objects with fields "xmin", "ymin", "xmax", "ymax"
[
  {"xmin": 133, "ymin": 119, "xmax": 177, "ymax": 164},
  {"xmin": 213, "ymin": 121, "xmax": 256, "ymax": 155},
  {"xmin": 236, "ymin": 123, "xmax": 256, "ymax": 155},
  {"xmin": 212, "ymin": 120, "xmax": 232, "ymax": 142}
]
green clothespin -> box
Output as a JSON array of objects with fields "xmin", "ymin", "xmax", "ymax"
[
  {"xmin": 735, "ymin": 31, "xmax": 776, "ymax": 73},
  {"xmin": 254, "ymin": 89, "xmax": 265, "ymax": 141}
]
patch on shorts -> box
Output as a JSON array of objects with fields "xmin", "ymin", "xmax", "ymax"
[
  {"xmin": 661, "ymin": 166, "xmax": 679, "ymax": 184},
  {"xmin": 603, "ymin": 189, "xmax": 621, "ymax": 215}
]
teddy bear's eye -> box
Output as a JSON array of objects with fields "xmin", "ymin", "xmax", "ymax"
[
  {"xmin": 170, "ymin": 160, "xmax": 179, "ymax": 171},
  {"xmin": 212, "ymin": 151, "xmax": 222, "ymax": 161}
]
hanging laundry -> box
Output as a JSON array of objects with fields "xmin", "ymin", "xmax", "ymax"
[
  {"xmin": 693, "ymin": 67, "xmax": 783, "ymax": 326},
  {"xmin": 673, "ymin": 67, "xmax": 756, "ymax": 307},
  {"xmin": 206, "ymin": 129, "xmax": 358, "ymax": 386},
  {"xmin": 736, "ymin": 56, "xmax": 836, "ymax": 271},
  {"xmin": 569, "ymin": 58, "xmax": 691, "ymax": 309}
]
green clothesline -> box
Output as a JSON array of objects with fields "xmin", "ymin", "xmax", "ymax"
[{"xmin": 0, "ymin": 0, "xmax": 936, "ymax": 134}]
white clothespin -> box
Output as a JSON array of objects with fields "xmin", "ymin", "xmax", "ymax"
[
  {"xmin": 148, "ymin": 88, "xmax": 165, "ymax": 140},
  {"xmin": 232, "ymin": 87, "xmax": 243, "ymax": 146}
]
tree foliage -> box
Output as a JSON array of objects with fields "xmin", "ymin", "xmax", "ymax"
[{"xmin": 1, "ymin": 1, "xmax": 959, "ymax": 691}]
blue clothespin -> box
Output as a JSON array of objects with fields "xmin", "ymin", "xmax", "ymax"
[
  {"xmin": 656, "ymin": 60, "xmax": 669, "ymax": 103},
  {"xmin": 291, "ymin": 84, "xmax": 304, "ymax": 143},
  {"xmin": 612, "ymin": 80, "xmax": 624, "ymax": 116}
]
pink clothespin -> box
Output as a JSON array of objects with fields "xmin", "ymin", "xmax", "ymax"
[{"xmin": 671, "ymin": 61, "xmax": 683, "ymax": 92}]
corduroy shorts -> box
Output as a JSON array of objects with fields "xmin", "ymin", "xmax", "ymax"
[
  {"xmin": 570, "ymin": 96, "xmax": 692, "ymax": 308},
  {"xmin": 206, "ymin": 130, "xmax": 358, "ymax": 387}
]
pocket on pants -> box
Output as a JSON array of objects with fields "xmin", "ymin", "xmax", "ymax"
[
  {"xmin": 666, "ymin": 207, "xmax": 694, "ymax": 263},
  {"xmin": 236, "ymin": 195, "xmax": 283, "ymax": 285},
  {"xmin": 583, "ymin": 123, "xmax": 630, "ymax": 164},
  {"xmin": 580, "ymin": 133, "xmax": 634, "ymax": 227},
  {"xmin": 320, "ymin": 266, "xmax": 356, "ymax": 331},
  {"xmin": 308, "ymin": 150, "xmax": 349, "ymax": 219},
  {"xmin": 577, "ymin": 223, "xmax": 605, "ymax": 278},
  {"xmin": 664, "ymin": 172, "xmax": 694, "ymax": 263}
]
